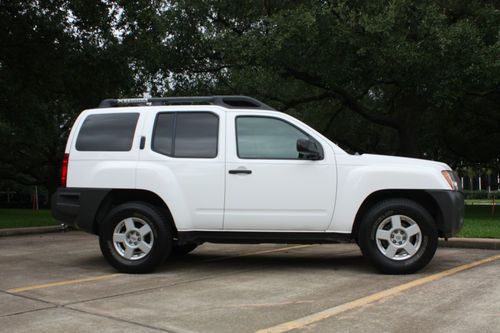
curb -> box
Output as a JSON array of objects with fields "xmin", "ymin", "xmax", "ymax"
[
  {"xmin": 439, "ymin": 237, "xmax": 500, "ymax": 250},
  {"xmin": 0, "ymin": 225, "xmax": 71, "ymax": 237}
]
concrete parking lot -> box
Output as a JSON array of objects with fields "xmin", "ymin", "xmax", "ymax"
[{"xmin": 0, "ymin": 231, "xmax": 499, "ymax": 333}]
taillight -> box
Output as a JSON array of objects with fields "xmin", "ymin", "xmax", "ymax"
[{"xmin": 61, "ymin": 153, "xmax": 69, "ymax": 188}]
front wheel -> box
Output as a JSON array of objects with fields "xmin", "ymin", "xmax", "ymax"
[
  {"xmin": 99, "ymin": 202, "xmax": 172, "ymax": 273},
  {"xmin": 358, "ymin": 199, "xmax": 438, "ymax": 274}
]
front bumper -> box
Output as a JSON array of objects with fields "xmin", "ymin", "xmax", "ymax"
[{"xmin": 425, "ymin": 190, "xmax": 464, "ymax": 238}]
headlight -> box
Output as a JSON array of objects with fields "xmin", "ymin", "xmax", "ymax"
[{"xmin": 441, "ymin": 170, "xmax": 460, "ymax": 191}]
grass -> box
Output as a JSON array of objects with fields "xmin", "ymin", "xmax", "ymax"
[
  {"xmin": 0, "ymin": 209, "xmax": 59, "ymax": 229},
  {"xmin": 0, "ymin": 206, "xmax": 499, "ymax": 239},
  {"xmin": 457, "ymin": 205, "xmax": 500, "ymax": 239}
]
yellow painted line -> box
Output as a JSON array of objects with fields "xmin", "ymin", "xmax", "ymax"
[
  {"xmin": 234, "ymin": 245, "xmax": 313, "ymax": 257},
  {"xmin": 257, "ymin": 253, "xmax": 500, "ymax": 333},
  {"xmin": 7, "ymin": 274, "xmax": 121, "ymax": 293},
  {"xmin": 7, "ymin": 246, "xmax": 311, "ymax": 293},
  {"xmin": 205, "ymin": 245, "xmax": 313, "ymax": 262}
]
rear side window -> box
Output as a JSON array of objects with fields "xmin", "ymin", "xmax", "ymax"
[
  {"xmin": 152, "ymin": 113, "xmax": 175, "ymax": 156},
  {"xmin": 152, "ymin": 112, "xmax": 218, "ymax": 158},
  {"xmin": 75, "ymin": 113, "xmax": 139, "ymax": 151}
]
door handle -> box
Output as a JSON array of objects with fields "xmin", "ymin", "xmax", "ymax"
[{"xmin": 229, "ymin": 169, "xmax": 252, "ymax": 175}]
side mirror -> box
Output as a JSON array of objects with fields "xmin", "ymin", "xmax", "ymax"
[{"xmin": 296, "ymin": 138, "xmax": 322, "ymax": 160}]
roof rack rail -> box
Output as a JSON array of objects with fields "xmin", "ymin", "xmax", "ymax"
[{"xmin": 98, "ymin": 95, "xmax": 276, "ymax": 111}]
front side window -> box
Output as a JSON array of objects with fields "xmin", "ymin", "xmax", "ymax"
[
  {"xmin": 152, "ymin": 112, "xmax": 219, "ymax": 158},
  {"xmin": 75, "ymin": 113, "xmax": 139, "ymax": 151},
  {"xmin": 236, "ymin": 116, "xmax": 320, "ymax": 159}
]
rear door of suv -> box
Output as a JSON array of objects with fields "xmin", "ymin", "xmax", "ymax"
[{"xmin": 137, "ymin": 107, "xmax": 226, "ymax": 230}]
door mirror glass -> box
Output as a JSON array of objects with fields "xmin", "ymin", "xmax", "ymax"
[{"xmin": 297, "ymin": 138, "xmax": 323, "ymax": 160}]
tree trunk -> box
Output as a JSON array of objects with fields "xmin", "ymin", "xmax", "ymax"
[
  {"xmin": 395, "ymin": 94, "xmax": 425, "ymax": 158},
  {"xmin": 397, "ymin": 125, "xmax": 420, "ymax": 158}
]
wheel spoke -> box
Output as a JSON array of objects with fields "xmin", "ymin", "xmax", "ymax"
[
  {"xmin": 405, "ymin": 224, "xmax": 420, "ymax": 237},
  {"xmin": 376, "ymin": 229, "xmax": 391, "ymax": 241},
  {"xmin": 138, "ymin": 224, "xmax": 152, "ymax": 237},
  {"xmin": 391, "ymin": 215, "xmax": 402, "ymax": 229},
  {"xmin": 124, "ymin": 218, "xmax": 135, "ymax": 231},
  {"xmin": 113, "ymin": 217, "xmax": 154, "ymax": 261},
  {"xmin": 375, "ymin": 214, "xmax": 423, "ymax": 261},
  {"xmin": 137, "ymin": 241, "xmax": 152, "ymax": 254},
  {"xmin": 113, "ymin": 233, "xmax": 126, "ymax": 243},
  {"xmin": 123, "ymin": 246, "xmax": 134, "ymax": 259},
  {"xmin": 404, "ymin": 242, "xmax": 418, "ymax": 256},
  {"xmin": 385, "ymin": 244, "xmax": 398, "ymax": 258}
]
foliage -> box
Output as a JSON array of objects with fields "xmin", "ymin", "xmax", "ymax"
[
  {"xmin": 0, "ymin": 0, "xmax": 137, "ymax": 194},
  {"xmin": 151, "ymin": 0, "xmax": 500, "ymax": 161},
  {"xmin": 0, "ymin": 0, "xmax": 499, "ymax": 195}
]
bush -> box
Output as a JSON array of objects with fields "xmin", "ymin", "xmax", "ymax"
[{"xmin": 463, "ymin": 191, "xmax": 499, "ymax": 200}]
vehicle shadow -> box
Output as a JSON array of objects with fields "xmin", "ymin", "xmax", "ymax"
[
  {"xmin": 158, "ymin": 250, "xmax": 374, "ymax": 274},
  {"xmin": 71, "ymin": 246, "xmax": 374, "ymax": 275}
]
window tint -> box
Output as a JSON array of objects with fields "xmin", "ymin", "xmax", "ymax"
[
  {"xmin": 76, "ymin": 113, "xmax": 139, "ymax": 151},
  {"xmin": 175, "ymin": 113, "xmax": 218, "ymax": 157},
  {"xmin": 152, "ymin": 113, "xmax": 174, "ymax": 156},
  {"xmin": 152, "ymin": 112, "xmax": 218, "ymax": 158},
  {"xmin": 236, "ymin": 116, "xmax": 316, "ymax": 159}
]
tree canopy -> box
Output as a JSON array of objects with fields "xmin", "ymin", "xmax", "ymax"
[{"xmin": 1, "ymin": 0, "xmax": 499, "ymax": 196}]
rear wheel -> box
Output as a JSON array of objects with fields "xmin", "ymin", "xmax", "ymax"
[
  {"xmin": 358, "ymin": 199, "xmax": 438, "ymax": 274},
  {"xmin": 99, "ymin": 202, "xmax": 172, "ymax": 273}
]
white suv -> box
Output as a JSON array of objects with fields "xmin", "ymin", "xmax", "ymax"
[{"xmin": 52, "ymin": 96, "xmax": 464, "ymax": 274}]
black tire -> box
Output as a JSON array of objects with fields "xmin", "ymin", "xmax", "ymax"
[
  {"xmin": 99, "ymin": 202, "xmax": 173, "ymax": 273},
  {"xmin": 170, "ymin": 242, "xmax": 198, "ymax": 257},
  {"xmin": 358, "ymin": 199, "xmax": 438, "ymax": 274}
]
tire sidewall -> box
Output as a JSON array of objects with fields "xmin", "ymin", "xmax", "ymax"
[
  {"xmin": 99, "ymin": 202, "xmax": 172, "ymax": 273},
  {"xmin": 359, "ymin": 200, "xmax": 438, "ymax": 274}
]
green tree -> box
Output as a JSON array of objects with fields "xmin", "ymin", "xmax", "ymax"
[
  {"xmin": 0, "ymin": 0, "xmax": 136, "ymax": 195},
  {"xmin": 144, "ymin": 0, "xmax": 499, "ymax": 160},
  {"xmin": 1, "ymin": 0, "xmax": 499, "ymax": 199}
]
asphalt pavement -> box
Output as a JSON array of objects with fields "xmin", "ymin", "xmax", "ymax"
[{"xmin": 1, "ymin": 232, "xmax": 499, "ymax": 333}]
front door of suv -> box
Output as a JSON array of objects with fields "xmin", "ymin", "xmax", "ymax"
[{"xmin": 224, "ymin": 113, "xmax": 336, "ymax": 231}]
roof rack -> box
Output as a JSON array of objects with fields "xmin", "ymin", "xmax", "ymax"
[{"xmin": 98, "ymin": 95, "xmax": 276, "ymax": 111}]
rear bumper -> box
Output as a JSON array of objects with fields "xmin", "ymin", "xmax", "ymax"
[
  {"xmin": 425, "ymin": 190, "xmax": 464, "ymax": 238},
  {"xmin": 51, "ymin": 188, "xmax": 110, "ymax": 234}
]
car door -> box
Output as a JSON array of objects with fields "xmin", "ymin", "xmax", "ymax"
[
  {"xmin": 137, "ymin": 109, "xmax": 226, "ymax": 230},
  {"xmin": 224, "ymin": 112, "xmax": 337, "ymax": 231}
]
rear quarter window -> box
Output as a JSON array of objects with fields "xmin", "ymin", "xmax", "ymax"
[{"xmin": 75, "ymin": 113, "xmax": 139, "ymax": 151}]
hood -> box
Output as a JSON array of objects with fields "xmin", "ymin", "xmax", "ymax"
[{"xmin": 337, "ymin": 153, "xmax": 450, "ymax": 171}]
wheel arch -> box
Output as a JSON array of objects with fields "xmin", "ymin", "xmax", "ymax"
[
  {"xmin": 93, "ymin": 189, "xmax": 177, "ymax": 235},
  {"xmin": 351, "ymin": 189, "xmax": 446, "ymax": 239}
]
